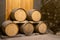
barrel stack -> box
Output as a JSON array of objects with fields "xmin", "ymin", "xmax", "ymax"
[
  {"xmin": 26, "ymin": 9, "xmax": 47, "ymax": 34},
  {"xmin": 1, "ymin": 8, "xmax": 47, "ymax": 37}
]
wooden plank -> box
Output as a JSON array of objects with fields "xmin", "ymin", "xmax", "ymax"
[{"xmin": 21, "ymin": 0, "xmax": 33, "ymax": 11}]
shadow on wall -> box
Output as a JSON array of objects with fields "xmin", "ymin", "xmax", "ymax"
[
  {"xmin": 33, "ymin": 0, "xmax": 42, "ymax": 11},
  {"xmin": 0, "ymin": 0, "xmax": 5, "ymax": 27},
  {"xmin": 33, "ymin": 0, "xmax": 50, "ymax": 11}
]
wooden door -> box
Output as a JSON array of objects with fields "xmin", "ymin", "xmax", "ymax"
[
  {"xmin": 21, "ymin": 0, "xmax": 33, "ymax": 11},
  {"xmin": 6, "ymin": 0, "xmax": 21, "ymax": 20},
  {"xmin": 6, "ymin": 0, "xmax": 33, "ymax": 20}
]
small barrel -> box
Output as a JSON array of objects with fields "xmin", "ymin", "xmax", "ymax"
[
  {"xmin": 10, "ymin": 8, "xmax": 27, "ymax": 21},
  {"xmin": 34, "ymin": 21, "xmax": 47, "ymax": 33},
  {"xmin": 27, "ymin": 9, "xmax": 41, "ymax": 21},
  {"xmin": 20, "ymin": 23, "xmax": 34, "ymax": 36},
  {"xmin": 2, "ymin": 20, "xmax": 19, "ymax": 36}
]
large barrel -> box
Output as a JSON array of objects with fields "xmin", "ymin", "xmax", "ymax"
[
  {"xmin": 19, "ymin": 23, "xmax": 34, "ymax": 36},
  {"xmin": 27, "ymin": 9, "xmax": 41, "ymax": 21},
  {"xmin": 10, "ymin": 8, "xmax": 27, "ymax": 21},
  {"xmin": 34, "ymin": 21, "xmax": 47, "ymax": 33},
  {"xmin": 2, "ymin": 20, "xmax": 19, "ymax": 36}
]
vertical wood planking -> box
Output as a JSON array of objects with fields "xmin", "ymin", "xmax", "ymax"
[
  {"xmin": 6, "ymin": 0, "xmax": 21, "ymax": 20},
  {"xmin": 6, "ymin": 0, "xmax": 33, "ymax": 20},
  {"xmin": 21, "ymin": 0, "xmax": 33, "ymax": 11}
]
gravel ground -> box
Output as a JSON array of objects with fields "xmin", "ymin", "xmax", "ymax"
[{"xmin": 0, "ymin": 33, "xmax": 60, "ymax": 40}]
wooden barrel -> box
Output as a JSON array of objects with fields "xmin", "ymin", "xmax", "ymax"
[
  {"xmin": 10, "ymin": 8, "xmax": 27, "ymax": 21},
  {"xmin": 20, "ymin": 23, "xmax": 34, "ymax": 35},
  {"xmin": 34, "ymin": 21, "xmax": 47, "ymax": 33},
  {"xmin": 27, "ymin": 9, "xmax": 41, "ymax": 21},
  {"xmin": 2, "ymin": 20, "xmax": 19, "ymax": 36}
]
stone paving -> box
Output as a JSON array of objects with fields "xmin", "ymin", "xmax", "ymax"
[{"xmin": 0, "ymin": 33, "xmax": 60, "ymax": 40}]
